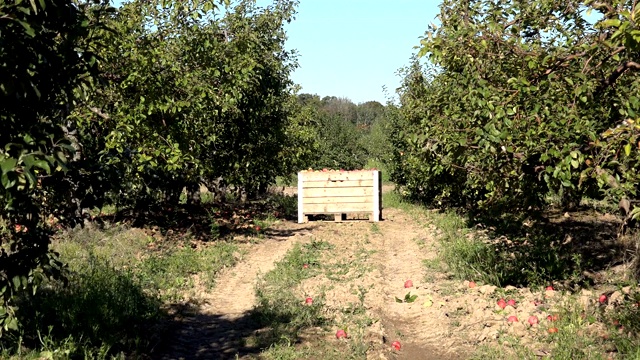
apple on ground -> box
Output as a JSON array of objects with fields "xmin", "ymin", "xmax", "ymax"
[
  {"xmin": 507, "ymin": 299, "xmax": 516, "ymax": 307},
  {"xmin": 548, "ymin": 327, "xmax": 559, "ymax": 333},
  {"xmin": 335, "ymin": 329, "xmax": 347, "ymax": 339},
  {"xmin": 404, "ymin": 280, "xmax": 413, "ymax": 288},
  {"xmin": 599, "ymin": 294, "xmax": 608, "ymax": 304},
  {"xmin": 497, "ymin": 298, "xmax": 507, "ymax": 309},
  {"xmin": 391, "ymin": 341, "xmax": 401, "ymax": 351},
  {"xmin": 546, "ymin": 286, "xmax": 554, "ymax": 291},
  {"xmin": 305, "ymin": 297, "xmax": 313, "ymax": 305},
  {"xmin": 507, "ymin": 316, "xmax": 518, "ymax": 323},
  {"xmin": 528, "ymin": 316, "xmax": 539, "ymax": 326},
  {"xmin": 303, "ymin": 264, "xmax": 309, "ymax": 269},
  {"xmin": 468, "ymin": 281, "xmax": 477, "ymax": 288},
  {"xmin": 547, "ymin": 314, "xmax": 559, "ymax": 322}
]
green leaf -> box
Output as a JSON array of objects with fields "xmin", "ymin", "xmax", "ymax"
[{"xmin": 0, "ymin": 158, "xmax": 17, "ymax": 175}]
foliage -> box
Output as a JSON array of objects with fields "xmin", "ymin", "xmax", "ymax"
[
  {"xmin": 75, "ymin": 0, "xmax": 301, "ymax": 209},
  {"xmin": 390, "ymin": 0, "xmax": 640, "ymax": 218},
  {"xmin": 0, "ymin": 0, "xmax": 111, "ymax": 334},
  {"xmin": 1, "ymin": 0, "xmax": 310, "ymax": 341},
  {"xmin": 296, "ymin": 94, "xmax": 387, "ymax": 171}
]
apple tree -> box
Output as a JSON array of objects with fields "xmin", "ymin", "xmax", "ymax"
[
  {"xmin": 0, "ymin": 0, "xmax": 110, "ymax": 333},
  {"xmin": 390, "ymin": 0, "xmax": 640, "ymax": 217}
]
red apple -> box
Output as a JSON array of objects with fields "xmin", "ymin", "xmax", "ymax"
[
  {"xmin": 599, "ymin": 294, "xmax": 608, "ymax": 304},
  {"xmin": 547, "ymin": 314, "xmax": 559, "ymax": 322},
  {"xmin": 546, "ymin": 286, "xmax": 554, "ymax": 291},
  {"xmin": 303, "ymin": 264, "xmax": 309, "ymax": 269},
  {"xmin": 548, "ymin": 327, "xmax": 558, "ymax": 333},
  {"xmin": 335, "ymin": 329, "xmax": 347, "ymax": 339},
  {"xmin": 404, "ymin": 280, "xmax": 413, "ymax": 288},
  {"xmin": 468, "ymin": 281, "xmax": 477, "ymax": 288},
  {"xmin": 255, "ymin": 226, "xmax": 261, "ymax": 232},
  {"xmin": 322, "ymin": 168, "xmax": 328, "ymax": 172},
  {"xmin": 305, "ymin": 297, "xmax": 313, "ymax": 305},
  {"xmin": 507, "ymin": 299, "xmax": 516, "ymax": 307},
  {"xmin": 507, "ymin": 316, "xmax": 518, "ymax": 323},
  {"xmin": 528, "ymin": 316, "xmax": 539, "ymax": 326},
  {"xmin": 391, "ymin": 341, "xmax": 401, "ymax": 351},
  {"xmin": 497, "ymin": 298, "xmax": 507, "ymax": 309}
]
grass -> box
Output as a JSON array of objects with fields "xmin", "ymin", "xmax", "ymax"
[
  {"xmin": 1, "ymin": 222, "xmax": 239, "ymax": 359},
  {"xmin": 253, "ymin": 236, "xmax": 379, "ymax": 359},
  {"xmin": 384, "ymin": 191, "xmax": 588, "ymax": 288},
  {"xmin": 250, "ymin": 240, "xmax": 331, "ymax": 350}
]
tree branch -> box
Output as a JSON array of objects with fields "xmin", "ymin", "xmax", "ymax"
[{"xmin": 599, "ymin": 61, "xmax": 640, "ymax": 90}]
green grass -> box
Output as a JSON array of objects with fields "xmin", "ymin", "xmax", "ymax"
[
  {"xmin": 252, "ymin": 238, "xmax": 378, "ymax": 359},
  {"xmin": 251, "ymin": 240, "xmax": 331, "ymax": 349},
  {"xmin": 1, "ymin": 223, "xmax": 239, "ymax": 359},
  {"xmin": 384, "ymin": 191, "xmax": 586, "ymax": 288}
]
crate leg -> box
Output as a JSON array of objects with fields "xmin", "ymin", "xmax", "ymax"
[
  {"xmin": 334, "ymin": 213, "xmax": 345, "ymax": 222},
  {"xmin": 299, "ymin": 214, "xmax": 310, "ymax": 223}
]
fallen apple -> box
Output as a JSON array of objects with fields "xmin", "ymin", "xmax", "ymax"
[
  {"xmin": 335, "ymin": 329, "xmax": 347, "ymax": 339},
  {"xmin": 507, "ymin": 299, "xmax": 516, "ymax": 307},
  {"xmin": 548, "ymin": 327, "xmax": 558, "ymax": 333},
  {"xmin": 528, "ymin": 316, "xmax": 539, "ymax": 326},
  {"xmin": 255, "ymin": 226, "xmax": 261, "ymax": 232},
  {"xmin": 404, "ymin": 280, "xmax": 413, "ymax": 288},
  {"xmin": 507, "ymin": 316, "xmax": 518, "ymax": 323},
  {"xmin": 599, "ymin": 294, "xmax": 608, "ymax": 304},
  {"xmin": 305, "ymin": 297, "xmax": 313, "ymax": 305},
  {"xmin": 497, "ymin": 298, "xmax": 507, "ymax": 309},
  {"xmin": 391, "ymin": 341, "xmax": 401, "ymax": 351},
  {"xmin": 468, "ymin": 281, "xmax": 477, "ymax": 288},
  {"xmin": 303, "ymin": 264, "xmax": 309, "ymax": 269},
  {"xmin": 546, "ymin": 286, "xmax": 554, "ymax": 291},
  {"xmin": 547, "ymin": 314, "xmax": 559, "ymax": 322}
]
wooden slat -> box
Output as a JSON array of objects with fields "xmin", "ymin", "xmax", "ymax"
[
  {"xmin": 302, "ymin": 180, "xmax": 374, "ymax": 188},
  {"xmin": 299, "ymin": 171, "xmax": 375, "ymax": 181},
  {"xmin": 303, "ymin": 203, "xmax": 373, "ymax": 213},
  {"xmin": 304, "ymin": 196, "xmax": 372, "ymax": 205},
  {"xmin": 303, "ymin": 187, "xmax": 373, "ymax": 198}
]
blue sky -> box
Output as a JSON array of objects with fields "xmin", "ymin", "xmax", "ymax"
[{"xmin": 280, "ymin": 1, "xmax": 440, "ymax": 104}]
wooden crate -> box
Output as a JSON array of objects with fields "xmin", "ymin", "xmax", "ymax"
[{"xmin": 297, "ymin": 170, "xmax": 382, "ymax": 223}]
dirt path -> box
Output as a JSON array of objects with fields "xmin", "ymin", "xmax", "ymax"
[
  {"xmin": 371, "ymin": 208, "xmax": 468, "ymax": 359},
  {"xmin": 160, "ymin": 188, "xmax": 471, "ymax": 359},
  {"xmin": 161, "ymin": 224, "xmax": 317, "ymax": 359}
]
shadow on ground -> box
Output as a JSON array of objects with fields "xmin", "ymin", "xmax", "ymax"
[
  {"xmin": 97, "ymin": 193, "xmax": 300, "ymax": 242},
  {"xmin": 158, "ymin": 311, "xmax": 266, "ymax": 359},
  {"xmin": 466, "ymin": 207, "xmax": 629, "ymax": 288}
]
